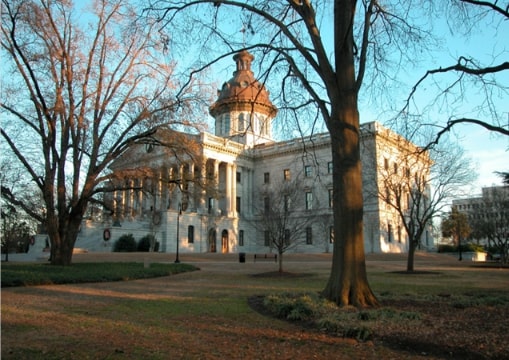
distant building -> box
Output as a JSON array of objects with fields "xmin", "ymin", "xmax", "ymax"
[
  {"xmin": 452, "ymin": 185, "xmax": 509, "ymax": 246},
  {"xmin": 77, "ymin": 50, "xmax": 433, "ymax": 254}
]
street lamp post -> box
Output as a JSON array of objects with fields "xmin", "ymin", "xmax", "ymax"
[{"xmin": 175, "ymin": 202, "xmax": 181, "ymax": 263}]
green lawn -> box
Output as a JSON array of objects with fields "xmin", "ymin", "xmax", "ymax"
[{"xmin": 1, "ymin": 262, "xmax": 198, "ymax": 287}]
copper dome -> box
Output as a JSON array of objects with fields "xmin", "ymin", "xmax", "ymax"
[{"xmin": 209, "ymin": 50, "xmax": 277, "ymax": 118}]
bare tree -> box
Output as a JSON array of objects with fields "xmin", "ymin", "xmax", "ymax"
[
  {"xmin": 442, "ymin": 207, "xmax": 472, "ymax": 261},
  {"xmin": 366, "ymin": 131, "xmax": 476, "ymax": 271},
  {"xmin": 0, "ymin": 0, "xmax": 206, "ymax": 265},
  {"xmin": 249, "ymin": 177, "xmax": 320, "ymax": 273},
  {"xmin": 1, "ymin": 204, "xmax": 34, "ymax": 261},
  {"xmin": 148, "ymin": 0, "xmax": 438, "ymax": 307}
]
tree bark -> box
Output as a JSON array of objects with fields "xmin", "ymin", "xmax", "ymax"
[
  {"xmin": 321, "ymin": 105, "xmax": 379, "ymax": 307},
  {"xmin": 321, "ymin": 0, "xmax": 378, "ymax": 307},
  {"xmin": 407, "ymin": 240, "xmax": 416, "ymax": 272}
]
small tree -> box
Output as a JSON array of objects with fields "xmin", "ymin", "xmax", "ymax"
[
  {"xmin": 369, "ymin": 132, "xmax": 476, "ymax": 270},
  {"xmin": 250, "ymin": 177, "xmax": 319, "ymax": 273},
  {"xmin": 442, "ymin": 207, "xmax": 471, "ymax": 261},
  {"xmin": 1, "ymin": 204, "xmax": 33, "ymax": 261}
]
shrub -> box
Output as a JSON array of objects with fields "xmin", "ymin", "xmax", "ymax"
[
  {"xmin": 113, "ymin": 234, "xmax": 137, "ymax": 252},
  {"xmin": 137, "ymin": 234, "xmax": 159, "ymax": 252}
]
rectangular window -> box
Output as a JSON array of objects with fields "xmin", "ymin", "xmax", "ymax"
[
  {"xmin": 239, "ymin": 230, "xmax": 244, "ymax": 246},
  {"xmin": 236, "ymin": 197, "xmax": 241, "ymax": 213},
  {"xmin": 208, "ymin": 197, "xmax": 214, "ymax": 213},
  {"xmin": 236, "ymin": 171, "xmax": 241, "ymax": 183},
  {"xmin": 264, "ymin": 172, "xmax": 270, "ymax": 184},
  {"xmin": 329, "ymin": 226, "xmax": 335, "ymax": 243},
  {"xmin": 305, "ymin": 191, "xmax": 313, "ymax": 210},
  {"xmin": 384, "ymin": 158, "xmax": 389, "ymax": 171},
  {"xmin": 283, "ymin": 169, "xmax": 290, "ymax": 181},
  {"xmin": 264, "ymin": 231, "xmax": 270, "ymax": 246},
  {"xmin": 388, "ymin": 223, "xmax": 393, "ymax": 242},
  {"xmin": 328, "ymin": 189, "xmax": 333, "ymax": 208},
  {"xmin": 188, "ymin": 225, "xmax": 194, "ymax": 244},
  {"xmin": 328, "ymin": 162, "xmax": 333, "ymax": 174},
  {"xmin": 306, "ymin": 227, "xmax": 313, "ymax": 244},
  {"xmin": 305, "ymin": 165, "xmax": 313, "ymax": 177}
]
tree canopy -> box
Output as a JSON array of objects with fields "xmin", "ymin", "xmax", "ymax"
[{"xmin": 1, "ymin": 0, "xmax": 207, "ymax": 265}]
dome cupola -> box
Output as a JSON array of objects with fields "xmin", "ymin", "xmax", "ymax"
[{"xmin": 209, "ymin": 50, "xmax": 277, "ymax": 146}]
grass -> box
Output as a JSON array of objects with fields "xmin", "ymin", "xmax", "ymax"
[
  {"xmin": 2, "ymin": 254, "xmax": 509, "ymax": 359},
  {"xmin": 1, "ymin": 262, "xmax": 199, "ymax": 287}
]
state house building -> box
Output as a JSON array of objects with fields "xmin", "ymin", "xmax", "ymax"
[{"xmin": 77, "ymin": 50, "xmax": 433, "ymax": 254}]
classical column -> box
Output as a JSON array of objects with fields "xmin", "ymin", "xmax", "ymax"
[
  {"xmin": 157, "ymin": 169, "xmax": 163, "ymax": 211},
  {"xmin": 247, "ymin": 168, "xmax": 253, "ymax": 215},
  {"xmin": 113, "ymin": 190, "xmax": 118, "ymax": 218},
  {"xmin": 188, "ymin": 162, "xmax": 195, "ymax": 211},
  {"xmin": 137, "ymin": 178, "xmax": 143, "ymax": 217},
  {"xmin": 178, "ymin": 164, "xmax": 184, "ymax": 211},
  {"xmin": 128, "ymin": 179, "xmax": 134, "ymax": 219},
  {"xmin": 199, "ymin": 158, "xmax": 207, "ymax": 213},
  {"xmin": 225, "ymin": 163, "xmax": 232, "ymax": 215},
  {"xmin": 231, "ymin": 163, "xmax": 237, "ymax": 216},
  {"xmin": 213, "ymin": 159, "xmax": 219, "ymax": 214}
]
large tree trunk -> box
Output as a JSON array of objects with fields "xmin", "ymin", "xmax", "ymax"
[
  {"xmin": 321, "ymin": 107, "xmax": 379, "ymax": 307},
  {"xmin": 407, "ymin": 240, "xmax": 417, "ymax": 272},
  {"xmin": 321, "ymin": 0, "xmax": 378, "ymax": 308},
  {"xmin": 47, "ymin": 211, "xmax": 82, "ymax": 266}
]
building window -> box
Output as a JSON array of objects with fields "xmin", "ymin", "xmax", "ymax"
[
  {"xmin": 238, "ymin": 113, "xmax": 245, "ymax": 131},
  {"xmin": 306, "ymin": 227, "xmax": 313, "ymax": 244},
  {"xmin": 264, "ymin": 231, "xmax": 270, "ymax": 246},
  {"xmin": 393, "ymin": 163, "xmax": 398, "ymax": 174},
  {"xmin": 329, "ymin": 226, "xmax": 335, "ymax": 243},
  {"xmin": 239, "ymin": 230, "xmax": 244, "ymax": 246},
  {"xmin": 384, "ymin": 158, "xmax": 389, "ymax": 171},
  {"xmin": 305, "ymin": 165, "xmax": 313, "ymax": 177},
  {"xmin": 188, "ymin": 225, "xmax": 194, "ymax": 244},
  {"xmin": 328, "ymin": 162, "xmax": 333, "ymax": 174},
  {"xmin": 208, "ymin": 197, "xmax": 214, "ymax": 213},
  {"xmin": 305, "ymin": 191, "xmax": 313, "ymax": 210},
  {"xmin": 328, "ymin": 189, "xmax": 333, "ymax": 208},
  {"xmin": 283, "ymin": 169, "xmax": 290, "ymax": 181},
  {"xmin": 264, "ymin": 172, "xmax": 270, "ymax": 184},
  {"xmin": 236, "ymin": 197, "xmax": 241, "ymax": 213},
  {"xmin": 223, "ymin": 114, "xmax": 230, "ymax": 134},
  {"xmin": 388, "ymin": 223, "xmax": 393, "ymax": 242},
  {"xmin": 236, "ymin": 171, "xmax": 241, "ymax": 183},
  {"xmin": 397, "ymin": 225, "xmax": 402, "ymax": 243}
]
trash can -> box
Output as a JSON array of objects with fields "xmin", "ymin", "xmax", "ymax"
[{"xmin": 239, "ymin": 252, "xmax": 246, "ymax": 263}]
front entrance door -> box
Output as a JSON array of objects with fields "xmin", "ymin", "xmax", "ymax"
[{"xmin": 221, "ymin": 230, "xmax": 229, "ymax": 253}]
